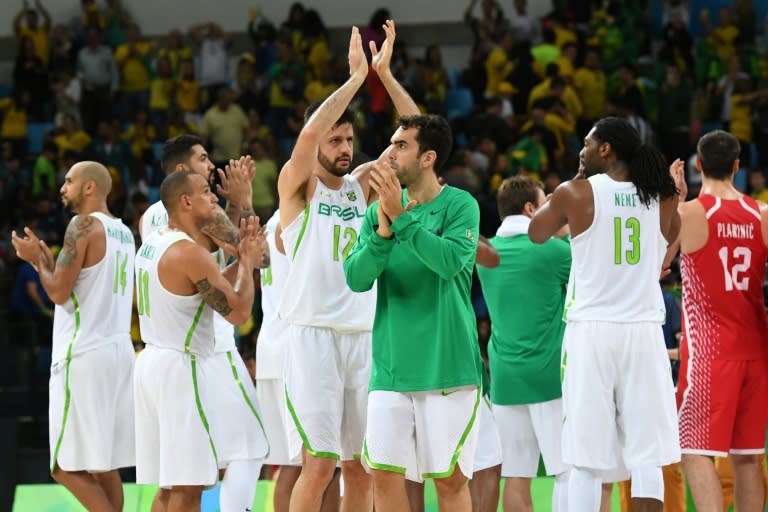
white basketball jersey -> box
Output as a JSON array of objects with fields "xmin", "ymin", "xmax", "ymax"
[
  {"xmin": 565, "ymin": 173, "xmax": 666, "ymax": 323},
  {"xmin": 278, "ymin": 175, "xmax": 375, "ymax": 331},
  {"xmin": 140, "ymin": 200, "xmax": 168, "ymax": 239},
  {"xmin": 136, "ymin": 228, "xmax": 215, "ymax": 356},
  {"xmin": 256, "ymin": 211, "xmax": 289, "ymax": 380},
  {"xmin": 141, "ymin": 200, "xmax": 237, "ymax": 353},
  {"xmin": 52, "ymin": 213, "xmax": 135, "ymax": 365}
]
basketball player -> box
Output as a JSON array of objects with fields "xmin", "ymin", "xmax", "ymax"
[
  {"xmin": 140, "ymin": 135, "xmax": 270, "ymax": 512},
  {"xmin": 529, "ymin": 117, "xmax": 682, "ymax": 512},
  {"xmin": 134, "ymin": 171, "xmax": 263, "ymax": 511},
  {"xmin": 12, "ymin": 162, "xmax": 135, "ymax": 511},
  {"xmin": 676, "ymin": 130, "xmax": 768, "ymax": 512},
  {"xmin": 277, "ymin": 20, "xmax": 419, "ymax": 512}
]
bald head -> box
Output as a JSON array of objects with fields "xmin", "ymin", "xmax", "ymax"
[{"xmin": 74, "ymin": 161, "xmax": 112, "ymax": 196}]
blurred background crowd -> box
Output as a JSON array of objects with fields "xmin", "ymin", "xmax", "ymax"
[{"xmin": 1, "ymin": 0, "xmax": 768, "ymax": 492}]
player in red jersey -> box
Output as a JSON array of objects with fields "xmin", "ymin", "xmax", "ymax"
[{"xmin": 676, "ymin": 130, "xmax": 768, "ymax": 512}]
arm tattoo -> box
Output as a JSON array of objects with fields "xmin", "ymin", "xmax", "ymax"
[
  {"xmin": 225, "ymin": 200, "xmax": 255, "ymax": 225},
  {"xmin": 201, "ymin": 207, "xmax": 240, "ymax": 246},
  {"xmin": 195, "ymin": 278, "xmax": 233, "ymax": 317},
  {"xmin": 57, "ymin": 215, "xmax": 96, "ymax": 267}
]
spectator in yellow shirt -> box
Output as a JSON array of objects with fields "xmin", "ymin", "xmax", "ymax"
[
  {"xmin": 13, "ymin": 0, "xmax": 51, "ymax": 67},
  {"xmin": 175, "ymin": 58, "xmax": 201, "ymax": 126},
  {"xmin": 572, "ymin": 47, "xmax": 606, "ymax": 134},
  {"xmin": 122, "ymin": 110, "xmax": 157, "ymax": 163},
  {"xmin": 528, "ymin": 66, "xmax": 583, "ymax": 120},
  {"xmin": 0, "ymin": 91, "xmax": 31, "ymax": 159},
  {"xmin": 729, "ymin": 79, "xmax": 768, "ymax": 166},
  {"xmin": 114, "ymin": 24, "xmax": 155, "ymax": 120},
  {"xmin": 554, "ymin": 42, "xmax": 577, "ymax": 80},
  {"xmin": 749, "ymin": 168, "xmax": 768, "ymax": 203},
  {"xmin": 704, "ymin": 7, "xmax": 740, "ymax": 62},
  {"xmin": 485, "ymin": 31, "xmax": 515, "ymax": 97},
  {"xmin": 158, "ymin": 29, "xmax": 193, "ymax": 76},
  {"xmin": 149, "ymin": 55, "xmax": 175, "ymax": 137},
  {"xmin": 53, "ymin": 114, "xmax": 91, "ymax": 161}
]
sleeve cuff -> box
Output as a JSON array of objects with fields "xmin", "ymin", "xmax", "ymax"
[
  {"xmin": 390, "ymin": 211, "xmax": 417, "ymax": 238},
  {"xmin": 369, "ymin": 231, "xmax": 396, "ymax": 254}
]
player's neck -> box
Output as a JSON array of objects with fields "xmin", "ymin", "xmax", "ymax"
[
  {"xmin": 700, "ymin": 177, "xmax": 743, "ymax": 200},
  {"xmin": 314, "ymin": 168, "xmax": 344, "ymax": 190},
  {"xmin": 75, "ymin": 201, "xmax": 110, "ymax": 217},
  {"xmin": 406, "ymin": 173, "xmax": 442, "ymax": 204},
  {"xmin": 168, "ymin": 218, "xmax": 206, "ymax": 246},
  {"xmin": 604, "ymin": 162, "xmax": 630, "ymax": 182}
]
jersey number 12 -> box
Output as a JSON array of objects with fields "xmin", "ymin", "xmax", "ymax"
[{"xmin": 718, "ymin": 246, "xmax": 751, "ymax": 291}]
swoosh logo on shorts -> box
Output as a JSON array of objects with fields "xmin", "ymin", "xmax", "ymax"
[
  {"xmin": 430, "ymin": 209, "xmax": 443, "ymax": 215},
  {"xmin": 441, "ymin": 389, "xmax": 458, "ymax": 396}
]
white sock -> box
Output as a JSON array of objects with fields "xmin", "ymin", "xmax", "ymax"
[
  {"xmin": 220, "ymin": 459, "xmax": 263, "ymax": 512},
  {"xmin": 552, "ymin": 470, "xmax": 569, "ymax": 512},
  {"xmin": 568, "ymin": 466, "xmax": 602, "ymax": 512}
]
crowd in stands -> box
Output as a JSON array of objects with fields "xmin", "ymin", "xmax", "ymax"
[{"xmin": 1, "ymin": 0, "xmax": 768, "ymax": 432}]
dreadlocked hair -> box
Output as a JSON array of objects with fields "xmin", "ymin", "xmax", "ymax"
[{"xmin": 593, "ymin": 117, "xmax": 678, "ymax": 206}]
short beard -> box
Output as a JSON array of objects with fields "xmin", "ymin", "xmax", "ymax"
[{"xmin": 318, "ymin": 150, "xmax": 350, "ymax": 177}]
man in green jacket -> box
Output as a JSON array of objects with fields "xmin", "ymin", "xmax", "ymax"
[
  {"xmin": 344, "ymin": 114, "xmax": 483, "ymax": 512},
  {"xmin": 476, "ymin": 176, "xmax": 571, "ymax": 511}
]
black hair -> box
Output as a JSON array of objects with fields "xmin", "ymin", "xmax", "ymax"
[
  {"xmin": 161, "ymin": 134, "xmax": 204, "ymax": 174},
  {"xmin": 303, "ymin": 100, "xmax": 355, "ymax": 127},
  {"xmin": 160, "ymin": 170, "xmax": 196, "ymax": 215},
  {"xmin": 398, "ymin": 114, "xmax": 453, "ymax": 172},
  {"xmin": 592, "ymin": 117, "xmax": 677, "ymax": 206},
  {"xmin": 696, "ymin": 130, "xmax": 741, "ymax": 180},
  {"xmin": 545, "ymin": 62, "xmax": 560, "ymax": 78}
]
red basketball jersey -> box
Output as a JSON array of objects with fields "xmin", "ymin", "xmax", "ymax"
[{"xmin": 680, "ymin": 194, "xmax": 768, "ymax": 360}]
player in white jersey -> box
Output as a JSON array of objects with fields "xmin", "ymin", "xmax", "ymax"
[
  {"xmin": 140, "ymin": 134, "xmax": 270, "ymax": 512},
  {"xmin": 12, "ymin": 162, "xmax": 135, "ymax": 511},
  {"xmin": 529, "ymin": 117, "xmax": 683, "ymax": 512},
  {"xmin": 135, "ymin": 170, "xmax": 263, "ymax": 511},
  {"xmin": 278, "ymin": 21, "xmax": 419, "ymax": 512},
  {"xmin": 255, "ymin": 210, "xmax": 299, "ymax": 512}
]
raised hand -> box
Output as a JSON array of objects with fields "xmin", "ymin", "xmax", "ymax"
[
  {"xmin": 348, "ymin": 26, "xmax": 368, "ymax": 79},
  {"xmin": 668, "ymin": 158, "xmax": 687, "ymax": 202},
  {"xmin": 11, "ymin": 227, "xmax": 43, "ymax": 270},
  {"xmin": 371, "ymin": 19, "xmax": 396, "ymax": 76},
  {"xmin": 369, "ymin": 162, "xmax": 416, "ymax": 222},
  {"xmin": 238, "ymin": 216, "xmax": 268, "ymax": 269},
  {"xmin": 217, "ymin": 155, "xmax": 254, "ymax": 203}
]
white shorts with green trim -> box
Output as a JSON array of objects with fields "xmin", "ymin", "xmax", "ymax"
[
  {"xmin": 473, "ymin": 397, "xmax": 503, "ymax": 472},
  {"xmin": 134, "ymin": 345, "xmax": 218, "ymax": 487},
  {"xmin": 204, "ymin": 350, "xmax": 269, "ymax": 467},
  {"xmin": 363, "ymin": 385, "xmax": 481, "ymax": 482},
  {"xmin": 493, "ymin": 398, "xmax": 566, "ymax": 477},
  {"xmin": 284, "ymin": 324, "xmax": 370, "ymax": 462},
  {"xmin": 256, "ymin": 377, "xmax": 301, "ymax": 466},
  {"xmin": 561, "ymin": 321, "xmax": 680, "ymax": 471},
  {"xmin": 49, "ymin": 341, "xmax": 135, "ymax": 473}
]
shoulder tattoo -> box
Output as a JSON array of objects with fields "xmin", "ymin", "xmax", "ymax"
[{"xmin": 57, "ymin": 215, "xmax": 96, "ymax": 267}]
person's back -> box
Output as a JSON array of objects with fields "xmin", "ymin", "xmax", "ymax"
[
  {"xmin": 676, "ymin": 130, "xmax": 768, "ymax": 512},
  {"xmin": 52, "ymin": 212, "xmax": 135, "ymax": 362},
  {"xmin": 680, "ymin": 194, "xmax": 767, "ymax": 359},
  {"xmin": 529, "ymin": 116, "xmax": 683, "ymax": 512},
  {"xmin": 565, "ymin": 172, "xmax": 666, "ymax": 323}
]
